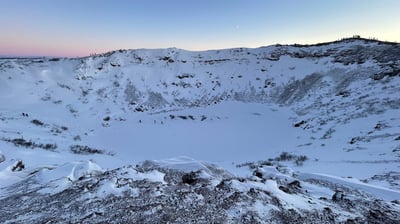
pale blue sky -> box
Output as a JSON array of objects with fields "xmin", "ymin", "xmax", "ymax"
[{"xmin": 1, "ymin": 0, "xmax": 399, "ymax": 57}]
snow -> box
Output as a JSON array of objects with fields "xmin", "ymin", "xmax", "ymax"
[
  {"xmin": 229, "ymin": 178, "xmax": 314, "ymax": 210},
  {"xmin": 36, "ymin": 160, "xmax": 103, "ymax": 194},
  {"xmin": 84, "ymin": 101, "xmax": 302, "ymax": 164},
  {"xmin": 147, "ymin": 157, "xmax": 215, "ymax": 172},
  {"xmin": 0, "ymin": 39, "xmax": 399, "ymax": 210},
  {"xmin": 95, "ymin": 179, "xmax": 138, "ymax": 198},
  {"xmin": 0, "ymin": 166, "xmax": 25, "ymax": 191},
  {"xmin": 298, "ymin": 173, "xmax": 400, "ymax": 201},
  {"xmin": 125, "ymin": 169, "xmax": 166, "ymax": 183}
]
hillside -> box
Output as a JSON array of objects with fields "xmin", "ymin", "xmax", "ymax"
[{"xmin": 0, "ymin": 38, "xmax": 400, "ymax": 223}]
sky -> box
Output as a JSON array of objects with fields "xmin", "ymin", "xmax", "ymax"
[{"xmin": 1, "ymin": 0, "xmax": 399, "ymax": 57}]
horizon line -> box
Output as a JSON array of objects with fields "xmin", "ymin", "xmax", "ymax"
[{"xmin": 1, "ymin": 36, "xmax": 398, "ymax": 59}]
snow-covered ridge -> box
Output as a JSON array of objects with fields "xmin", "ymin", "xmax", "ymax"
[
  {"xmin": 0, "ymin": 38, "xmax": 400, "ymax": 222},
  {"xmin": 1, "ymin": 157, "xmax": 399, "ymax": 223},
  {"xmin": 1, "ymin": 38, "xmax": 398, "ymax": 113}
]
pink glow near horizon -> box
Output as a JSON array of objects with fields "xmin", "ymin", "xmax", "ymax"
[{"xmin": 1, "ymin": 0, "xmax": 399, "ymax": 57}]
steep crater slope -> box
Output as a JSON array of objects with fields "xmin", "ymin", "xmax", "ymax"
[{"xmin": 1, "ymin": 38, "xmax": 399, "ymax": 114}]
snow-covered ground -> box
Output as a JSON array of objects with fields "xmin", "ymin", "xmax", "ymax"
[{"xmin": 0, "ymin": 38, "xmax": 400, "ymax": 222}]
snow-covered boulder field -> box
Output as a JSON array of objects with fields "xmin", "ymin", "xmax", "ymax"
[{"xmin": 0, "ymin": 37, "xmax": 400, "ymax": 222}]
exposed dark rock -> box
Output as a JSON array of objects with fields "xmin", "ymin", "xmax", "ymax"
[
  {"xmin": 332, "ymin": 190, "xmax": 344, "ymax": 202},
  {"xmin": 31, "ymin": 119, "xmax": 44, "ymax": 126},
  {"xmin": 11, "ymin": 160, "xmax": 25, "ymax": 172},
  {"xmin": 70, "ymin": 145, "xmax": 106, "ymax": 155},
  {"xmin": 0, "ymin": 162, "xmax": 399, "ymax": 223},
  {"xmin": 294, "ymin": 120, "xmax": 306, "ymax": 127},
  {"xmin": 182, "ymin": 171, "xmax": 199, "ymax": 185}
]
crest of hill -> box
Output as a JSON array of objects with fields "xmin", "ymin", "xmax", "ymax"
[{"xmin": 85, "ymin": 36, "xmax": 399, "ymax": 59}]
